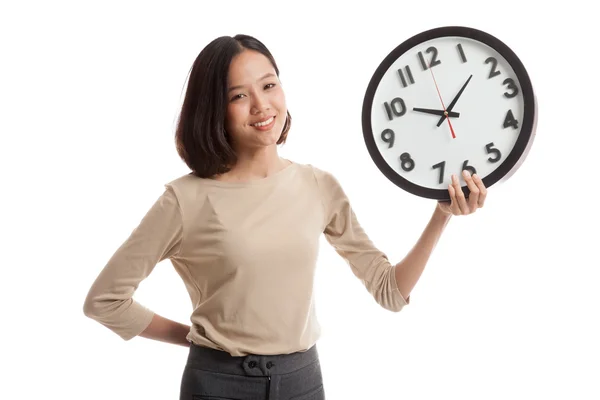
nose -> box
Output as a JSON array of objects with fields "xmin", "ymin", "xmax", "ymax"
[{"xmin": 251, "ymin": 92, "xmax": 270, "ymax": 114}]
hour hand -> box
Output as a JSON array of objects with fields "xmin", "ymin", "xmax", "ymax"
[{"xmin": 413, "ymin": 107, "xmax": 460, "ymax": 118}]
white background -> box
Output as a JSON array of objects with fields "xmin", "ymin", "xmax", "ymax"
[{"xmin": 1, "ymin": 1, "xmax": 598, "ymax": 399}]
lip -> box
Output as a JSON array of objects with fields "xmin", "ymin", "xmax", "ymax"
[
  {"xmin": 250, "ymin": 115, "xmax": 276, "ymax": 131},
  {"xmin": 250, "ymin": 115, "xmax": 275, "ymax": 125}
]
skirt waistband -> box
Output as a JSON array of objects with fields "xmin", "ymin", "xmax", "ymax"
[{"xmin": 185, "ymin": 343, "xmax": 319, "ymax": 377}]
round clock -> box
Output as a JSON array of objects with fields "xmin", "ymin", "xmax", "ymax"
[{"xmin": 361, "ymin": 26, "xmax": 537, "ymax": 200}]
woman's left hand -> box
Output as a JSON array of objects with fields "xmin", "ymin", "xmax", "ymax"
[{"xmin": 437, "ymin": 170, "xmax": 487, "ymax": 216}]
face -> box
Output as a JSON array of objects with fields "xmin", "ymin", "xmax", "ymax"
[
  {"xmin": 362, "ymin": 28, "xmax": 535, "ymax": 200},
  {"xmin": 225, "ymin": 49, "xmax": 287, "ymax": 152}
]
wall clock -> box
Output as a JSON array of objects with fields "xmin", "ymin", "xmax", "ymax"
[{"xmin": 361, "ymin": 26, "xmax": 537, "ymax": 200}]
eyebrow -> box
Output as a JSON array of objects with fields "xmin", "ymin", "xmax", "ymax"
[{"xmin": 228, "ymin": 72, "xmax": 276, "ymax": 93}]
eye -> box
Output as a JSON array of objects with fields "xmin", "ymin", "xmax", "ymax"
[
  {"xmin": 231, "ymin": 93, "xmax": 246, "ymax": 101},
  {"xmin": 264, "ymin": 83, "xmax": 276, "ymax": 89}
]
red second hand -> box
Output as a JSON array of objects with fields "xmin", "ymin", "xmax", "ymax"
[{"xmin": 428, "ymin": 63, "xmax": 456, "ymax": 139}]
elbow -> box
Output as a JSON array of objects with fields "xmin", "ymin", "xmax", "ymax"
[
  {"xmin": 82, "ymin": 294, "xmax": 98, "ymax": 319},
  {"xmin": 83, "ymin": 281, "xmax": 117, "ymax": 320},
  {"xmin": 83, "ymin": 277, "xmax": 104, "ymax": 319},
  {"xmin": 368, "ymin": 265, "xmax": 410, "ymax": 312},
  {"xmin": 389, "ymin": 303, "xmax": 405, "ymax": 313},
  {"xmin": 383, "ymin": 297, "xmax": 408, "ymax": 313},
  {"xmin": 83, "ymin": 289, "xmax": 107, "ymax": 320},
  {"xmin": 370, "ymin": 287, "xmax": 409, "ymax": 313}
]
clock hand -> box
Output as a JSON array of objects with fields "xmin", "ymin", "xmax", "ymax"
[
  {"xmin": 437, "ymin": 74, "xmax": 472, "ymax": 127},
  {"xmin": 413, "ymin": 107, "xmax": 460, "ymax": 118},
  {"xmin": 427, "ymin": 60, "xmax": 456, "ymax": 139}
]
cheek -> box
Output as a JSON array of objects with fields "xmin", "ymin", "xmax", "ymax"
[
  {"xmin": 275, "ymin": 89, "xmax": 287, "ymax": 109},
  {"xmin": 226, "ymin": 104, "xmax": 245, "ymax": 128},
  {"xmin": 272, "ymin": 92, "xmax": 287, "ymax": 118}
]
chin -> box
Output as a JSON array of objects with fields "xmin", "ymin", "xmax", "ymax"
[{"xmin": 259, "ymin": 122, "xmax": 284, "ymax": 140}]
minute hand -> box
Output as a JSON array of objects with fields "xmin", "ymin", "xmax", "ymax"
[
  {"xmin": 413, "ymin": 107, "xmax": 460, "ymax": 118},
  {"xmin": 436, "ymin": 74, "xmax": 473, "ymax": 127}
]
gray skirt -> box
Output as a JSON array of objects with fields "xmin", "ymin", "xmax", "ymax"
[{"xmin": 180, "ymin": 342, "xmax": 326, "ymax": 400}]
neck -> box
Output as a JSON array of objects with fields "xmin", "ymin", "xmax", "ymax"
[{"xmin": 217, "ymin": 145, "xmax": 289, "ymax": 182}]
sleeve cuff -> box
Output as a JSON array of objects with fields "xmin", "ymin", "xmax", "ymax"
[{"xmin": 116, "ymin": 302, "xmax": 155, "ymax": 341}]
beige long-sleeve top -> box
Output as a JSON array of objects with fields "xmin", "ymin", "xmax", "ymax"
[{"xmin": 83, "ymin": 161, "xmax": 409, "ymax": 357}]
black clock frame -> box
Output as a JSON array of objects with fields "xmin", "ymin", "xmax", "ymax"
[{"xmin": 361, "ymin": 26, "xmax": 536, "ymax": 200}]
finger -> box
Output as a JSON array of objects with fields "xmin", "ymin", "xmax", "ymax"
[
  {"xmin": 472, "ymin": 174, "xmax": 487, "ymax": 208},
  {"xmin": 462, "ymin": 170, "xmax": 480, "ymax": 212},
  {"xmin": 451, "ymin": 174, "xmax": 469, "ymax": 214},
  {"xmin": 447, "ymin": 183, "xmax": 461, "ymax": 215}
]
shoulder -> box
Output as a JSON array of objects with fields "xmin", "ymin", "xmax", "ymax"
[
  {"xmin": 292, "ymin": 162, "xmax": 339, "ymax": 186},
  {"xmin": 164, "ymin": 172, "xmax": 198, "ymax": 188},
  {"xmin": 292, "ymin": 162, "xmax": 346, "ymax": 202},
  {"xmin": 161, "ymin": 172, "xmax": 207, "ymax": 206}
]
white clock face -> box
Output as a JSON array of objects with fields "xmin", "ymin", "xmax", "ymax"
[{"xmin": 363, "ymin": 29, "xmax": 535, "ymax": 199}]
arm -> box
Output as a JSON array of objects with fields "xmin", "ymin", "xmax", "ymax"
[
  {"xmin": 314, "ymin": 167, "xmax": 408, "ymax": 312},
  {"xmin": 139, "ymin": 313, "xmax": 191, "ymax": 347},
  {"xmin": 83, "ymin": 185, "xmax": 183, "ymax": 342},
  {"xmin": 395, "ymin": 171, "xmax": 487, "ymax": 300},
  {"xmin": 393, "ymin": 205, "xmax": 451, "ymax": 301}
]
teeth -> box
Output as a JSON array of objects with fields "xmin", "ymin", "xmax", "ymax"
[{"xmin": 252, "ymin": 116, "xmax": 274, "ymax": 127}]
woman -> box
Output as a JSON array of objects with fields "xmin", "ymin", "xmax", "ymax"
[{"xmin": 83, "ymin": 34, "xmax": 487, "ymax": 400}]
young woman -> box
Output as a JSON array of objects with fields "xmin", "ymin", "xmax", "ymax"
[{"xmin": 83, "ymin": 34, "xmax": 487, "ymax": 400}]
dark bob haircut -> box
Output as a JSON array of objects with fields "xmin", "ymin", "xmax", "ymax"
[{"xmin": 174, "ymin": 34, "xmax": 292, "ymax": 178}]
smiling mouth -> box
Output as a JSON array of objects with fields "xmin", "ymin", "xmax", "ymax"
[{"xmin": 251, "ymin": 116, "xmax": 275, "ymax": 127}]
